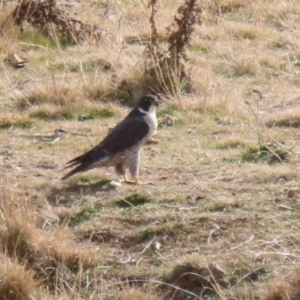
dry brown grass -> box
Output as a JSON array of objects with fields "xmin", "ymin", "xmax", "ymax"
[
  {"xmin": 1, "ymin": 0, "xmax": 300, "ymax": 299},
  {"xmin": 0, "ymin": 254, "xmax": 38, "ymax": 300}
]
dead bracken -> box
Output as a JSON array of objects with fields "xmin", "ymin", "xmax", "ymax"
[{"xmin": 1, "ymin": 0, "xmax": 105, "ymax": 44}]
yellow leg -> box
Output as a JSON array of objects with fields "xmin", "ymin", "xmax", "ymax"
[
  {"xmin": 135, "ymin": 178, "xmax": 143, "ymax": 185},
  {"xmin": 120, "ymin": 177, "xmax": 145, "ymax": 185},
  {"xmin": 120, "ymin": 173, "xmax": 130, "ymax": 182},
  {"xmin": 121, "ymin": 174, "xmax": 151, "ymax": 185},
  {"xmin": 123, "ymin": 173, "xmax": 129, "ymax": 182},
  {"xmin": 120, "ymin": 174, "xmax": 135, "ymax": 184},
  {"xmin": 134, "ymin": 178, "xmax": 151, "ymax": 185}
]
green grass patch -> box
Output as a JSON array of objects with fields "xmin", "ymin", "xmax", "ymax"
[
  {"xmin": 242, "ymin": 31, "xmax": 256, "ymax": 40},
  {"xmin": 157, "ymin": 105, "xmax": 178, "ymax": 119},
  {"xmin": 69, "ymin": 206, "xmax": 101, "ymax": 226},
  {"xmin": 206, "ymin": 201, "xmax": 240, "ymax": 212},
  {"xmin": 180, "ymin": 79, "xmax": 192, "ymax": 94},
  {"xmin": 189, "ymin": 44, "xmax": 212, "ymax": 53},
  {"xmin": 115, "ymin": 193, "xmax": 151, "ymax": 208},
  {"xmin": 29, "ymin": 109, "xmax": 73, "ymax": 120},
  {"xmin": 69, "ymin": 64, "xmax": 80, "ymax": 73},
  {"xmin": 77, "ymin": 107, "xmax": 114, "ymax": 121},
  {"xmin": 29, "ymin": 106, "xmax": 115, "ymax": 121},
  {"xmin": 218, "ymin": 2, "xmax": 245, "ymax": 13},
  {"xmin": 19, "ymin": 30, "xmax": 68, "ymax": 50},
  {"xmin": 77, "ymin": 177, "xmax": 111, "ymax": 189},
  {"xmin": 271, "ymin": 41, "xmax": 288, "ymax": 49},
  {"xmin": 0, "ymin": 117, "xmax": 33, "ymax": 129},
  {"xmin": 136, "ymin": 228, "xmax": 155, "ymax": 243},
  {"xmin": 241, "ymin": 144, "xmax": 289, "ymax": 164},
  {"xmin": 216, "ymin": 138, "xmax": 247, "ymax": 150}
]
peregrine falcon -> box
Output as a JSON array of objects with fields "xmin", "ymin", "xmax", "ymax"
[{"xmin": 62, "ymin": 93, "xmax": 159, "ymax": 184}]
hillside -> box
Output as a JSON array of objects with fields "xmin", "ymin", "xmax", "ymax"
[{"xmin": 1, "ymin": 0, "xmax": 300, "ymax": 299}]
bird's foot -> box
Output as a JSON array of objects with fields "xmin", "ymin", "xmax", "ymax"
[
  {"xmin": 134, "ymin": 179, "xmax": 153, "ymax": 185},
  {"xmin": 120, "ymin": 177, "xmax": 133, "ymax": 183},
  {"xmin": 120, "ymin": 179, "xmax": 145, "ymax": 185},
  {"xmin": 121, "ymin": 178, "xmax": 153, "ymax": 185},
  {"xmin": 122, "ymin": 179, "xmax": 136, "ymax": 184}
]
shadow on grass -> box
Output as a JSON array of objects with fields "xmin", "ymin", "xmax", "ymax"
[{"xmin": 47, "ymin": 179, "xmax": 111, "ymax": 206}]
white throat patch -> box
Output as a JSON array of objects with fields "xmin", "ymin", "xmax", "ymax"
[
  {"xmin": 138, "ymin": 105, "xmax": 157, "ymax": 114},
  {"xmin": 138, "ymin": 107, "xmax": 148, "ymax": 114}
]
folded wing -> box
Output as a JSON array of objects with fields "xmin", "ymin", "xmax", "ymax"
[{"xmin": 62, "ymin": 117, "xmax": 150, "ymax": 180}]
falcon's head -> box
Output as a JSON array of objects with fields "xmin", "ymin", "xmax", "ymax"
[{"xmin": 138, "ymin": 93, "xmax": 160, "ymax": 113}]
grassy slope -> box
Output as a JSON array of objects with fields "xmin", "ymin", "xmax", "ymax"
[{"xmin": 1, "ymin": 0, "xmax": 300, "ymax": 299}]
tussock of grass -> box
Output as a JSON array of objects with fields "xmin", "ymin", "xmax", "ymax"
[
  {"xmin": 0, "ymin": 254, "xmax": 38, "ymax": 300},
  {"xmin": 0, "ymin": 205, "xmax": 96, "ymax": 280},
  {"xmin": 259, "ymin": 55, "xmax": 285, "ymax": 71},
  {"xmin": 266, "ymin": 109, "xmax": 300, "ymax": 128},
  {"xmin": 163, "ymin": 260, "xmax": 226, "ymax": 298},
  {"xmin": 122, "ymin": 288, "xmax": 160, "ymax": 300},
  {"xmin": 214, "ymin": 0, "xmax": 246, "ymax": 13},
  {"xmin": 0, "ymin": 116, "xmax": 33, "ymax": 129},
  {"xmin": 0, "ymin": 181, "xmax": 98, "ymax": 292},
  {"xmin": 206, "ymin": 199, "xmax": 240, "ymax": 212},
  {"xmin": 263, "ymin": 272, "xmax": 300, "ymax": 300},
  {"xmin": 29, "ymin": 107, "xmax": 73, "ymax": 120},
  {"xmin": 18, "ymin": 86, "xmax": 81, "ymax": 108},
  {"xmin": 232, "ymin": 61, "xmax": 258, "ymax": 77},
  {"xmin": 269, "ymin": 35, "xmax": 295, "ymax": 50},
  {"xmin": 241, "ymin": 144, "xmax": 289, "ymax": 164},
  {"xmin": 230, "ymin": 24, "xmax": 260, "ymax": 40},
  {"xmin": 215, "ymin": 137, "xmax": 248, "ymax": 149}
]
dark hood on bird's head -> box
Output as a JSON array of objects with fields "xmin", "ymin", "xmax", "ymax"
[{"xmin": 137, "ymin": 93, "xmax": 160, "ymax": 111}]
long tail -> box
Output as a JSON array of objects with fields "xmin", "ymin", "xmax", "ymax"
[
  {"xmin": 61, "ymin": 149, "xmax": 109, "ymax": 180},
  {"xmin": 61, "ymin": 164, "xmax": 89, "ymax": 180}
]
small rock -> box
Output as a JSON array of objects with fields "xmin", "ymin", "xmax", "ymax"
[
  {"xmin": 5, "ymin": 53, "xmax": 28, "ymax": 68},
  {"xmin": 151, "ymin": 241, "xmax": 161, "ymax": 251},
  {"xmin": 187, "ymin": 128, "xmax": 194, "ymax": 134},
  {"xmin": 106, "ymin": 180, "xmax": 122, "ymax": 190},
  {"xmin": 287, "ymin": 189, "xmax": 300, "ymax": 198},
  {"xmin": 159, "ymin": 114, "xmax": 175, "ymax": 127},
  {"xmin": 187, "ymin": 194, "xmax": 206, "ymax": 202}
]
